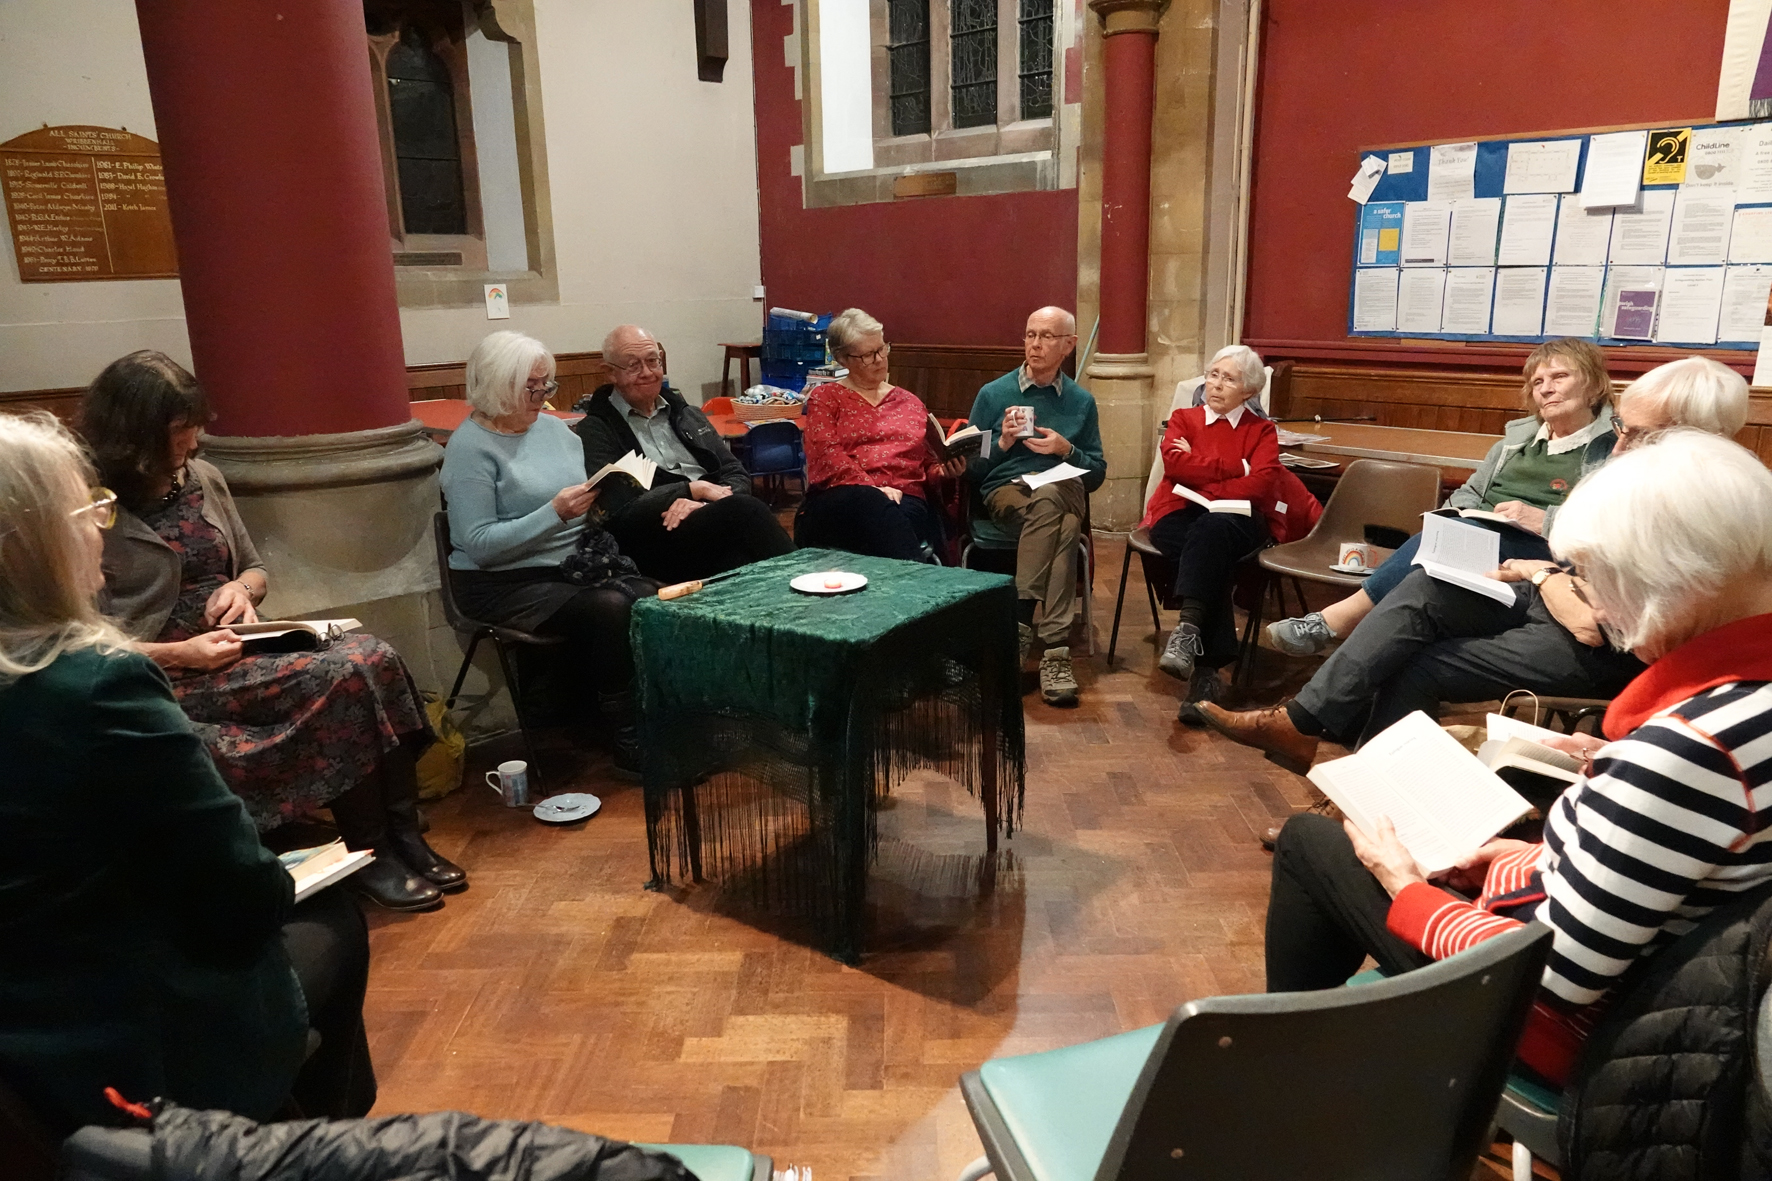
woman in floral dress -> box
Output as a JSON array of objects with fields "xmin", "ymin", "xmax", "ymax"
[{"xmin": 83, "ymin": 351, "xmax": 463, "ymax": 912}]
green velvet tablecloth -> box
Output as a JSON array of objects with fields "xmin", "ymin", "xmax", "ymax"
[{"xmin": 631, "ymin": 548, "xmax": 1025, "ymax": 958}]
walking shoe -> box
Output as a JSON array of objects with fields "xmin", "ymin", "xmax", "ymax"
[
  {"xmin": 1157, "ymin": 622, "xmax": 1204, "ymax": 680},
  {"xmin": 1175, "ymin": 666, "xmax": 1224, "ymax": 727},
  {"xmin": 1039, "ymin": 645, "xmax": 1080, "ymax": 707},
  {"xmin": 1260, "ymin": 797, "xmax": 1342, "ymax": 851},
  {"xmin": 1196, "ymin": 701, "xmax": 1319, "ymax": 775},
  {"xmin": 1018, "ymin": 622, "xmax": 1036, "ymax": 666},
  {"xmin": 1267, "ymin": 612, "xmax": 1334, "ymax": 657}
]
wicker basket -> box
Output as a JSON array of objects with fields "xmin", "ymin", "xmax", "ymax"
[{"xmin": 732, "ymin": 402, "xmax": 805, "ymax": 422}]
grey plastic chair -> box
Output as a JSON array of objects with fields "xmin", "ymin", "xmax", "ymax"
[{"xmin": 957, "ymin": 922, "xmax": 1552, "ymax": 1181}]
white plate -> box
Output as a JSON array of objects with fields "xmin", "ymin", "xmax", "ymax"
[
  {"xmin": 790, "ymin": 571, "xmax": 869, "ymax": 595},
  {"xmin": 533, "ymin": 792, "xmax": 601, "ymax": 824},
  {"xmin": 1328, "ymin": 562, "xmax": 1374, "ymax": 576}
]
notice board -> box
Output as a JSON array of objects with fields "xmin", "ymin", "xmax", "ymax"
[{"xmin": 0, "ymin": 125, "xmax": 178, "ymax": 282}]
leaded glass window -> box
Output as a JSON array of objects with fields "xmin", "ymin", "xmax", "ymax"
[
  {"xmin": 385, "ymin": 27, "xmax": 467, "ymax": 235},
  {"xmin": 888, "ymin": 0, "xmax": 931, "ymax": 136},
  {"xmin": 1017, "ymin": 0, "xmax": 1054, "ymax": 120},
  {"xmin": 950, "ymin": 0, "xmax": 997, "ymax": 129}
]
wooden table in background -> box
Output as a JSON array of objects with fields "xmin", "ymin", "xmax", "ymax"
[
  {"xmin": 706, "ymin": 412, "xmax": 803, "ymax": 440},
  {"xmin": 410, "ymin": 398, "xmax": 582, "ymax": 444}
]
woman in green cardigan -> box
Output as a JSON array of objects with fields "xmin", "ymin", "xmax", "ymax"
[{"xmin": 0, "ymin": 413, "xmax": 373, "ymax": 1137}]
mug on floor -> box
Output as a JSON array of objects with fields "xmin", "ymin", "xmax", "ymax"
[{"xmin": 486, "ymin": 759, "xmax": 531, "ymax": 807}]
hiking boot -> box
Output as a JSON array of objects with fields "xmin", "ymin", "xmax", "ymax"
[
  {"xmin": 1267, "ymin": 612, "xmax": 1334, "ymax": 657},
  {"xmin": 1039, "ymin": 645, "xmax": 1079, "ymax": 707},
  {"xmin": 1175, "ymin": 666, "xmax": 1224, "ymax": 727},
  {"xmin": 1157, "ymin": 622, "xmax": 1204, "ymax": 680}
]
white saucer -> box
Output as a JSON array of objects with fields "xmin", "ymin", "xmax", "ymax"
[
  {"xmin": 533, "ymin": 792, "xmax": 601, "ymax": 824},
  {"xmin": 1328, "ymin": 562, "xmax": 1374, "ymax": 576},
  {"xmin": 790, "ymin": 571, "xmax": 869, "ymax": 595}
]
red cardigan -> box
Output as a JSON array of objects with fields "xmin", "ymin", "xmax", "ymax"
[{"xmin": 1140, "ymin": 406, "xmax": 1289, "ymax": 536}]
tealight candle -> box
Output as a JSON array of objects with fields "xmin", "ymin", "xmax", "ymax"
[{"xmin": 823, "ymin": 574, "xmax": 844, "ymax": 589}]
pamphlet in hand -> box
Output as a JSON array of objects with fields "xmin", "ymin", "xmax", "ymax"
[
  {"xmin": 1306, "ymin": 710, "xmax": 1534, "ymax": 874},
  {"xmin": 1411, "ymin": 513, "xmax": 1515, "ymax": 604},
  {"xmin": 1478, "ymin": 712, "xmax": 1585, "ymax": 785},
  {"xmin": 925, "ymin": 414, "xmax": 988, "ymax": 461},
  {"xmin": 1172, "ymin": 484, "xmax": 1252, "ymax": 516},
  {"xmin": 586, "ymin": 451, "xmax": 657, "ymax": 490},
  {"xmin": 278, "ymin": 840, "xmax": 374, "ymax": 902},
  {"xmin": 1431, "ymin": 506, "xmax": 1540, "ymax": 535},
  {"xmin": 229, "ymin": 617, "xmax": 362, "ymax": 655},
  {"xmin": 1021, "ymin": 462, "xmax": 1090, "ymax": 490}
]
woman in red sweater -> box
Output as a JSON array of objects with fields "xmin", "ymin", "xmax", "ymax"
[
  {"xmin": 797, "ymin": 308, "xmax": 961, "ymax": 561},
  {"xmin": 1141, "ymin": 345, "xmax": 1287, "ymax": 704}
]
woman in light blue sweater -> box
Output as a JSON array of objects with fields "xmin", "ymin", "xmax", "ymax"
[{"xmin": 439, "ymin": 331, "xmax": 656, "ymax": 770}]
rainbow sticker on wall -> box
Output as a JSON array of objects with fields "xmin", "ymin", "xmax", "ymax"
[{"xmin": 484, "ymin": 283, "xmax": 510, "ymax": 320}]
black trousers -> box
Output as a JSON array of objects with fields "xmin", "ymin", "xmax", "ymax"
[
  {"xmin": 1147, "ymin": 504, "xmax": 1267, "ymax": 667},
  {"xmin": 795, "ymin": 485, "xmax": 942, "ymax": 561},
  {"xmin": 537, "ymin": 581, "xmax": 658, "ymax": 690},
  {"xmin": 1294, "ymin": 568, "xmax": 1646, "ymax": 747},
  {"xmin": 1266, "ymin": 813, "xmax": 1433, "ymax": 991},
  {"xmin": 282, "ymin": 888, "xmax": 376, "ymax": 1118},
  {"xmin": 610, "ymin": 494, "xmax": 794, "ymax": 584}
]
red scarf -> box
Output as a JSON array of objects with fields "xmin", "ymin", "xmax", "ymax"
[{"xmin": 1603, "ymin": 612, "xmax": 1772, "ymax": 739}]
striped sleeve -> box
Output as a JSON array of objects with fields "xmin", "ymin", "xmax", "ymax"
[{"xmin": 1387, "ymin": 882, "xmax": 1524, "ymax": 958}]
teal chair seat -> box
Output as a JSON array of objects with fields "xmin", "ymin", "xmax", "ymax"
[
  {"xmin": 638, "ymin": 1143, "xmax": 772, "ymax": 1181},
  {"xmin": 976, "ymin": 1025, "xmax": 1164, "ymax": 1181},
  {"xmin": 967, "ymin": 513, "xmax": 1018, "ymax": 548}
]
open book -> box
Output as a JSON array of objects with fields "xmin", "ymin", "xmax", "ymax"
[
  {"xmin": 1411, "ymin": 513, "xmax": 1514, "ymax": 605},
  {"xmin": 278, "ymin": 840, "xmax": 374, "ymax": 902},
  {"xmin": 1172, "ymin": 484, "xmax": 1251, "ymax": 516},
  {"xmin": 1433, "ymin": 506, "xmax": 1540, "ymax": 535},
  {"xmin": 926, "ymin": 414, "xmax": 987, "ymax": 461},
  {"xmin": 1478, "ymin": 712, "xmax": 1585, "ymax": 785},
  {"xmin": 587, "ymin": 450, "xmax": 657, "ymax": 490},
  {"xmin": 230, "ymin": 617, "xmax": 361, "ymax": 654},
  {"xmin": 1306, "ymin": 710, "xmax": 1533, "ymax": 874}
]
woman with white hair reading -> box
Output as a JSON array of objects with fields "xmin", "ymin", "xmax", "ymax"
[
  {"xmin": 1259, "ymin": 429, "xmax": 1772, "ymax": 1088},
  {"xmin": 0, "ymin": 413, "xmax": 375, "ymax": 1135},
  {"xmin": 439, "ymin": 330, "xmax": 658, "ymax": 773},
  {"xmin": 1140, "ymin": 345, "xmax": 1306, "ymax": 701}
]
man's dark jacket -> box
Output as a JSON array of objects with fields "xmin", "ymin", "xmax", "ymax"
[{"xmin": 572, "ymin": 383, "xmax": 750, "ymax": 526}]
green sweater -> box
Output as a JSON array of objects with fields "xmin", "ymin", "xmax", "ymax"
[
  {"xmin": 965, "ymin": 369, "xmax": 1108, "ymax": 498},
  {"xmin": 0, "ymin": 647, "xmax": 304, "ymax": 1135}
]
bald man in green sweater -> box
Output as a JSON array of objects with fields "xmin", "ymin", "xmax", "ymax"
[{"xmin": 966, "ymin": 307, "xmax": 1106, "ymax": 707}]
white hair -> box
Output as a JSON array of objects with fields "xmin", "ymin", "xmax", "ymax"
[
  {"xmin": 1208, "ymin": 344, "xmax": 1265, "ymax": 393},
  {"xmin": 827, "ymin": 308, "xmax": 884, "ymax": 356},
  {"xmin": 1614, "ymin": 356, "xmax": 1750, "ymax": 438},
  {"xmin": 466, "ymin": 330, "xmax": 554, "ymax": 417},
  {"xmin": 0, "ymin": 413, "xmax": 130, "ymax": 684},
  {"xmin": 1550, "ymin": 430, "xmax": 1772, "ymax": 657}
]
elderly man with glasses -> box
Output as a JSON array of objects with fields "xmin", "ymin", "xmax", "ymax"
[
  {"xmin": 573, "ymin": 324, "xmax": 793, "ymax": 583},
  {"xmin": 964, "ymin": 306, "xmax": 1105, "ymax": 707}
]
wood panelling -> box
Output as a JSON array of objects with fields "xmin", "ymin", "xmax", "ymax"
[
  {"xmin": 1269, "ymin": 360, "xmax": 1772, "ymax": 467},
  {"xmin": 888, "ymin": 344, "xmax": 1073, "ymax": 422},
  {"xmin": 0, "ymin": 387, "xmax": 82, "ymax": 421},
  {"xmin": 408, "ymin": 350, "xmax": 618, "ymax": 411}
]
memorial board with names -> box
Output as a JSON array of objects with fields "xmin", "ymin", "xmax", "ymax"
[{"xmin": 0, "ymin": 125, "xmax": 178, "ymax": 282}]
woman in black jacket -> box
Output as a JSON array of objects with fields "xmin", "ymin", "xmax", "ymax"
[{"xmin": 0, "ymin": 413, "xmax": 373, "ymax": 1136}]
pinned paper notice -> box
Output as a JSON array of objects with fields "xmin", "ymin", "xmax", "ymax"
[
  {"xmin": 1427, "ymin": 142, "xmax": 1478, "ymax": 202},
  {"xmin": 1580, "ymin": 129, "xmax": 1647, "ymax": 209},
  {"xmin": 1387, "ymin": 151, "xmax": 1415, "ymax": 174},
  {"xmin": 1348, "ymin": 155, "xmax": 1387, "ymax": 204},
  {"xmin": 484, "ymin": 284, "xmax": 511, "ymax": 320}
]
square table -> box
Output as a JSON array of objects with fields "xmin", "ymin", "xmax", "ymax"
[{"xmin": 631, "ymin": 548, "xmax": 1026, "ymax": 961}]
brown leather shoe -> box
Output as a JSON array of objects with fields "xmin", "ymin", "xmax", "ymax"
[
  {"xmin": 1197, "ymin": 701, "xmax": 1319, "ymax": 776},
  {"xmin": 1259, "ymin": 798, "xmax": 1342, "ymax": 851}
]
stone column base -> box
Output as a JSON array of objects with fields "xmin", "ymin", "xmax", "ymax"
[
  {"xmin": 201, "ymin": 420, "xmax": 516, "ymax": 737},
  {"xmin": 1085, "ymin": 351, "xmax": 1158, "ymax": 530}
]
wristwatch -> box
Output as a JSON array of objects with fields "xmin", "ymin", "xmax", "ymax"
[{"xmin": 1529, "ymin": 568, "xmax": 1555, "ymax": 587}]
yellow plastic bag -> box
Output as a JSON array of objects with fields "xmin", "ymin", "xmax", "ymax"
[{"xmin": 416, "ymin": 692, "xmax": 466, "ymax": 800}]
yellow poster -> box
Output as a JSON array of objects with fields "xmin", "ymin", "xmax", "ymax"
[{"xmin": 1644, "ymin": 128, "xmax": 1691, "ymax": 185}]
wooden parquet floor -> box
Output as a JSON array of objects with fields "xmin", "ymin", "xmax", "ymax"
[{"xmin": 362, "ymin": 533, "xmax": 1343, "ymax": 1179}]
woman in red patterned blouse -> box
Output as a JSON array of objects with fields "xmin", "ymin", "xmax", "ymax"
[{"xmin": 796, "ymin": 308, "xmax": 963, "ymax": 561}]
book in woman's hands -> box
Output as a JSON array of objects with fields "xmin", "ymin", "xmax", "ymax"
[
  {"xmin": 1305, "ymin": 710, "xmax": 1533, "ymax": 875},
  {"xmin": 229, "ymin": 617, "xmax": 361, "ymax": 654},
  {"xmin": 1478, "ymin": 712, "xmax": 1585, "ymax": 785},
  {"xmin": 1172, "ymin": 484, "xmax": 1252, "ymax": 516},
  {"xmin": 926, "ymin": 414, "xmax": 987, "ymax": 460},
  {"xmin": 586, "ymin": 450, "xmax": 657, "ymax": 490},
  {"xmin": 278, "ymin": 840, "xmax": 374, "ymax": 902}
]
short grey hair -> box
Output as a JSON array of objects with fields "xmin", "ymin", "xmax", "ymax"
[
  {"xmin": 1550, "ymin": 430, "xmax": 1772, "ymax": 658},
  {"xmin": 1207, "ymin": 344, "xmax": 1266, "ymax": 393},
  {"xmin": 466, "ymin": 330, "xmax": 553, "ymax": 418},
  {"xmin": 1615, "ymin": 356, "xmax": 1750, "ymax": 437},
  {"xmin": 827, "ymin": 308, "xmax": 884, "ymax": 356}
]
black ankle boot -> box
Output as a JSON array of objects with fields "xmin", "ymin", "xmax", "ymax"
[
  {"xmin": 347, "ymin": 856, "xmax": 444, "ymax": 911},
  {"xmin": 597, "ymin": 689, "xmax": 643, "ymax": 779}
]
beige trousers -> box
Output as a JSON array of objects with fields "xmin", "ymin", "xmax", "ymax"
[{"xmin": 985, "ymin": 478, "xmax": 1086, "ymax": 645}]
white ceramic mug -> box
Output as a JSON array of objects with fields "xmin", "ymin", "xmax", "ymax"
[
  {"xmin": 1338, "ymin": 541, "xmax": 1379, "ymax": 570},
  {"xmin": 1011, "ymin": 405, "xmax": 1038, "ymax": 438},
  {"xmin": 485, "ymin": 759, "xmax": 530, "ymax": 807}
]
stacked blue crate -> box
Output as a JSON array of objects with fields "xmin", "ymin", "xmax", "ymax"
[{"xmin": 759, "ymin": 312, "xmax": 832, "ymax": 392}]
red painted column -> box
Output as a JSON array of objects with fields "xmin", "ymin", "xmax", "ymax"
[
  {"xmin": 1091, "ymin": 1, "xmax": 1165, "ymax": 356},
  {"xmin": 134, "ymin": 0, "xmax": 410, "ymax": 438}
]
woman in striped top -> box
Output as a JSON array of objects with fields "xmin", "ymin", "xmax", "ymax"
[{"xmin": 1264, "ymin": 429, "xmax": 1772, "ymax": 1087}]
